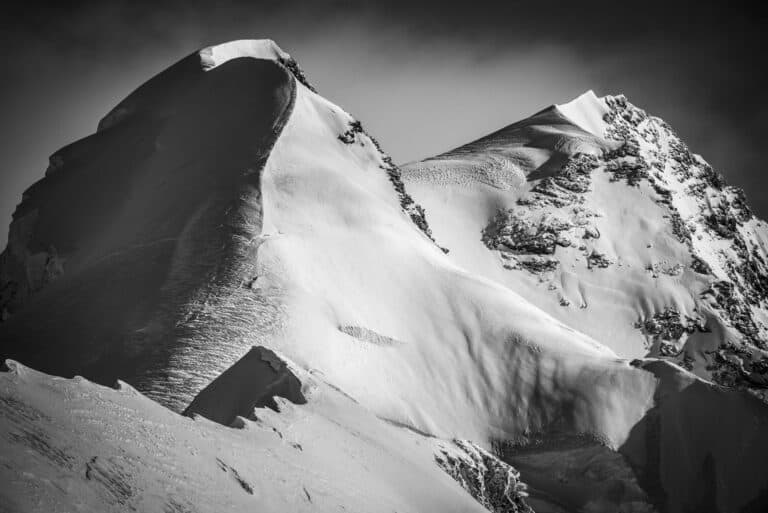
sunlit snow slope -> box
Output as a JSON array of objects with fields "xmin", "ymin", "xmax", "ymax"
[
  {"xmin": 0, "ymin": 358, "xmax": 500, "ymax": 513},
  {"xmin": 402, "ymin": 89, "xmax": 768, "ymax": 397},
  {"xmin": 2, "ymin": 42, "xmax": 767, "ymax": 513}
]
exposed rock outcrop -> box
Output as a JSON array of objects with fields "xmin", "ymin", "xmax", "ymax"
[{"xmin": 435, "ymin": 439, "xmax": 533, "ymax": 513}]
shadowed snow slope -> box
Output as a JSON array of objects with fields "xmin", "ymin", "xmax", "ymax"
[
  {"xmin": 1, "ymin": 40, "xmax": 767, "ymax": 513},
  {"xmin": 0, "ymin": 44, "xmax": 297, "ymax": 411}
]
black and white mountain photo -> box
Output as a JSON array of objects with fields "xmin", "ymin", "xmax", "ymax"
[{"xmin": 1, "ymin": 2, "xmax": 767, "ymax": 512}]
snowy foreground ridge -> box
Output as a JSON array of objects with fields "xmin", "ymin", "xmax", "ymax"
[{"xmin": 1, "ymin": 40, "xmax": 767, "ymax": 513}]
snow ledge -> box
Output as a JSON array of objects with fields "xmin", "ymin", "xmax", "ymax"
[{"xmin": 199, "ymin": 39, "xmax": 292, "ymax": 71}]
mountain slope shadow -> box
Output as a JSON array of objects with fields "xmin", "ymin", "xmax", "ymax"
[
  {"xmin": 619, "ymin": 360, "xmax": 768, "ymax": 513},
  {"xmin": 0, "ymin": 55, "xmax": 296, "ymax": 411}
]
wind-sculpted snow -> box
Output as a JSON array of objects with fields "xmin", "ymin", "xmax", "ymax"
[
  {"xmin": 1, "ymin": 40, "xmax": 767, "ymax": 513},
  {"xmin": 199, "ymin": 39, "xmax": 317, "ymax": 92},
  {"xmin": 0, "ymin": 360, "xmax": 494, "ymax": 513},
  {"xmin": 0, "ymin": 48, "xmax": 297, "ymax": 411}
]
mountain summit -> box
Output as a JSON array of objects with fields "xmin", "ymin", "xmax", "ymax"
[
  {"xmin": 1, "ymin": 40, "xmax": 767, "ymax": 513},
  {"xmin": 403, "ymin": 88, "xmax": 768, "ymax": 395}
]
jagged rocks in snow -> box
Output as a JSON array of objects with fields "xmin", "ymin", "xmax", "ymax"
[
  {"xmin": 402, "ymin": 88, "xmax": 768, "ymax": 400},
  {"xmin": 517, "ymin": 256, "xmax": 560, "ymax": 274},
  {"xmin": 635, "ymin": 307, "xmax": 705, "ymax": 355},
  {"xmin": 522, "ymin": 153, "xmax": 598, "ymax": 209},
  {"xmin": 337, "ymin": 120, "xmax": 364, "ymax": 144},
  {"xmin": 435, "ymin": 440, "xmax": 533, "ymax": 513},
  {"xmin": 337, "ymin": 119, "xmax": 446, "ymax": 252},
  {"xmin": 586, "ymin": 250, "xmax": 611, "ymax": 269},
  {"xmin": 599, "ymin": 92, "xmax": 768, "ymax": 392},
  {"xmin": 276, "ymin": 56, "xmax": 317, "ymax": 92},
  {"xmin": 551, "ymin": 153, "xmax": 598, "ymax": 193},
  {"xmin": 690, "ymin": 254, "xmax": 712, "ymax": 275},
  {"xmin": 483, "ymin": 212, "xmax": 561, "ymax": 256},
  {"xmin": 604, "ymin": 156, "xmax": 650, "ymax": 186}
]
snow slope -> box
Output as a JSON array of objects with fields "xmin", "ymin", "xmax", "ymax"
[
  {"xmin": 1, "ymin": 40, "xmax": 768, "ymax": 513},
  {"xmin": 0, "ymin": 358, "xmax": 502, "ymax": 513},
  {"xmin": 402, "ymin": 90, "xmax": 768, "ymax": 397}
]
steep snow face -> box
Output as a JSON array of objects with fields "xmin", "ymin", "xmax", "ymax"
[
  {"xmin": 402, "ymin": 91, "xmax": 768, "ymax": 398},
  {"xmin": 0, "ymin": 44, "xmax": 299, "ymax": 411},
  {"xmin": 251, "ymin": 77, "xmax": 665, "ymax": 449}
]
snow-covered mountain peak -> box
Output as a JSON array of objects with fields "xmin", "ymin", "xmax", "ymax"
[
  {"xmin": 554, "ymin": 89, "xmax": 611, "ymax": 138},
  {"xmin": 2, "ymin": 42, "xmax": 768, "ymax": 513},
  {"xmin": 403, "ymin": 91, "xmax": 768, "ymax": 399}
]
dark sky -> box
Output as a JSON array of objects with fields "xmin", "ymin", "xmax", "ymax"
[{"xmin": 1, "ymin": 1, "xmax": 765, "ymax": 246}]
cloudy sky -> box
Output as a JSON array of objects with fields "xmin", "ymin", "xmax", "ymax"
[{"xmin": 1, "ymin": 1, "xmax": 764, "ymax": 244}]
